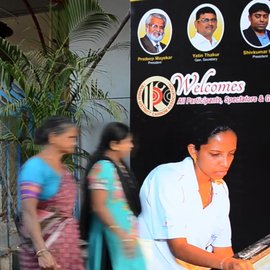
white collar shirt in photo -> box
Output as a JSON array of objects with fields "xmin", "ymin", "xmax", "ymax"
[
  {"xmin": 138, "ymin": 157, "xmax": 232, "ymax": 270},
  {"xmin": 150, "ymin": 39, "xmax": 162, "ymax": 53},
  {"xmin": 190, "ymin": 32, "xmax": 218, "ymax": 51}
]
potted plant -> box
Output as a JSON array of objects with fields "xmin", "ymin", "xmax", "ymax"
[
  {"xmin": 0, "ymin": 1, "xmax": 130, "ymax": 265},
  {"xmin": 0, "ymin": 0, "xmax": 130, "ymax": 162}
]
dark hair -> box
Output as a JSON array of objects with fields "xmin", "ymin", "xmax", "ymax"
[
  {"xmin": 94, "ymin": 122, "xmax": 131, "ymax": 154},
  {"xmin": 196, "ymin": 7, "xmax": 217, "ymax": 20},
  {"xmin": 79, "ymin": 122, "xmax": 142, "ymax": 240},
  {"xmin": 248, "ymin": 2, "xmax": 270, "ymax": 15},
  {"xmin": 34, "ymin": 116, "xmax": 74, "ymax": 145},
  {"xmin": 188, "ymin": 111, "xmax": 236, "ymax": 151}
]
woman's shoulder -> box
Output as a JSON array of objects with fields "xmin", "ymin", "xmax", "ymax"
[
  {"xmin": 21, "ymin": 156, "xmax": 45, "ymax": 169},
  {"xmin": 150, "ymin": 157, "xmax": 192, "ymax": 177},
  {"xmin": 18, "ymin": 157, "xmax": 49, "ymax": 184},
  {"xmin": 94, "ymin": 159, "xmax": 115, "ymax": 168},
  {"xmin": 90, "ymin": 159, "xmax": 116, "ymax": 175},
  {"xmin": 20, "ymin": 156, "xmax": 60, "ymax": 178}
]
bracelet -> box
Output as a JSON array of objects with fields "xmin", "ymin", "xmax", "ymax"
[
  {"xmin": 108, "ymin": 225, "xmax": 120, "ymax": 230},
  {"xmin": 122, "ymin": 239, "xmax": 134, "ymax": 242},
  {"xmin": 220, "ymin": 257, "xmax": 230, "ymax": 270},
  {"xmin": 36, "ymin": 248, "xmax": 49, "ymax": 257}
]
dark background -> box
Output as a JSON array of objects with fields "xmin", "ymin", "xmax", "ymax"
[{"xmin": 130, "ymin": 0, "xmax": 270, "ymax": 253}]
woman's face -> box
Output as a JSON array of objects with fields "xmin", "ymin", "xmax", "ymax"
[
  {"xmin": 115, "ymin": 135, "xmax": 134, "ymax": 159},
  {"xmin": 50, "ymin": 126, "xmax": 78, "ymax": 154},
  {"xmin": 196, "ymin": 130, "xmax": 237, "ymax": 181}
]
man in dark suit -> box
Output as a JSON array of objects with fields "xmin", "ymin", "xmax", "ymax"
[
  {"xmin": 243, "ymin": 2, "xmax": 270, "ymax": 47},
  {"xmin": 140, "ymin": 13, "xmax": 167, "ymax": 54}
]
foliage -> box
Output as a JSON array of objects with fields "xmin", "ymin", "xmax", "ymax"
[{"xmin": 0, "ymin": 0, "xmax": 128, "ymax": 164}]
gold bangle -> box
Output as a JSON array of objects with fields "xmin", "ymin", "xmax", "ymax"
[
  {"xmin": 36, "ymin": 248, "xmax": 49, "ymax": 257},
  {"xmin": 122, "ymin": 239, "xmax": 134, "ymax": 242},
  {"xmin": 108, "ymin": 225, "xmax": 120, "ymax": 230}
]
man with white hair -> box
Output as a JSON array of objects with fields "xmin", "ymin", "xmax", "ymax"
[{"xmin": 140, "ymin": 13, "xmax": 167, "ymax": 54}]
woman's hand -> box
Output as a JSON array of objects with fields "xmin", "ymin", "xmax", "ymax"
[
  {"xmin": 121, "ymin": 236, "xmax": 137, "ymax": 258},
  {"xmin": 108, "ymin": 225, "xmax": 137, "ymax": 258},
  {"xmin": 221, "ymin": 257, "xmax": 254, "ymax": 270},
  {"xmin": 37, "ymin": 250, "xmax": 61, "ymax": 270}
]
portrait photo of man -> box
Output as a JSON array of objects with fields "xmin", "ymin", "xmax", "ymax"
[
  {"xmin": 189, "ymin": 6, "xmax": 221, "ymax": 52},
  {"xmin": 242, "ymin": 2, "xmax": 270, "ymax": 47},
  {"xmin": 139, "ymin": 12, "xmax": 169, "ymax": 54}
]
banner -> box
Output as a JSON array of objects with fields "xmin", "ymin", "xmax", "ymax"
[{"xmin": 130, "ymin": 0, "xmax": 270, "ymax": 252}]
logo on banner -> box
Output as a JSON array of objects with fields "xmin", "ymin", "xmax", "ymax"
[{"xmin": 137, "ymin": 76, "xmax": 176, "ymax": 117}]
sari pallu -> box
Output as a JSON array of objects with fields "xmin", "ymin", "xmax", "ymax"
[{"xmin": 18, "ymin": 169, "xmax": 84, "ymax": 270}]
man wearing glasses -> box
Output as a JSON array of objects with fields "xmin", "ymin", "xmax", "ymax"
[
  {"xmin": 190, "ymin": 7, "xmax": 218, "ymax": 52},
  {"xmin": 140, "ymin": 13, "xmax": 167, "ymax": 54},
  {"xmin": 242, "ymin": 2, "xmax": 270, "ymax": 47}
]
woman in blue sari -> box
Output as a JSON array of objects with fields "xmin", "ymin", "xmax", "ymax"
[{"xmin": 79, "ymin": 122, "xmax": 146, "ymax": 270}]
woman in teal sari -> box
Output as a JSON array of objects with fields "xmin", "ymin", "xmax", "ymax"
[{"xmin": 80, "ymin": 122, "xmax": 146, "ymax": 270}]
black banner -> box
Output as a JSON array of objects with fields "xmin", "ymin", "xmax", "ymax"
[{"xmin": 130, "ymin": 0, "xmax": 270, "ymax": 252}]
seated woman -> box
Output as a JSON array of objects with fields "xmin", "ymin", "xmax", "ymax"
[{"xmin": 138, "ymin": 111, "xmax": 254, "ymax": 270}]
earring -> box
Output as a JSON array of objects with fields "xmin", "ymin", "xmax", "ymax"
[{"xmin": 193, "ymin": 156, "xmax": 197, "ymax": 164}]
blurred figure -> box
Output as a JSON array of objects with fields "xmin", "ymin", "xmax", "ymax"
[
  {"xmin": 79, "ymin": 122, "xmax": 146, "ymax": 270},
  {"xmin": 18, "ymin": 116, "xmax": 84, "ymax": 270},
  {"xmin": 138, "ymin": 111, "xmax": 254, "ymax": 270},
  {"xmin": 140, "ymin": 13, "xmax": 167, "ymax": 54},
  {"xmin": 242, "ymin": 2, "xmax": 270, "ymax": 47}
]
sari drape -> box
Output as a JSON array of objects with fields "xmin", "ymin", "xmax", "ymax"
[{"xmin": 18, "ymin": 169, "xmax": 84, "ymax": 270}]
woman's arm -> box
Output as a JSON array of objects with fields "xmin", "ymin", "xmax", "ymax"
[
  {"xmin": 21, "ymin": 198, "xmax": 60, "ymax": 269},
  {"xmin": 91, "ymin": 189, "xmax": 133, "ymax": 239},
  {"xmin": 91, "ymin": 189, "xmax": 137, "ymax": 257},
  {"xmin": 21, "ymin": 198, "xmax": 46, "ymax": 251},
  {"xmin": 168, "ymin": 238, "xmax": 254, "ymax": 270}
]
